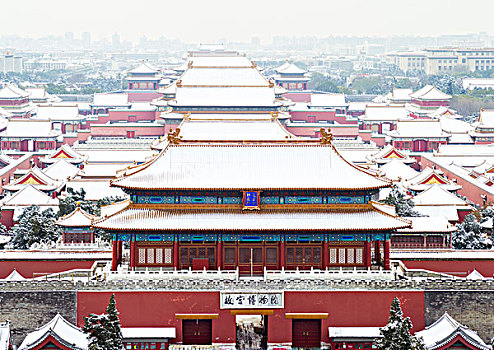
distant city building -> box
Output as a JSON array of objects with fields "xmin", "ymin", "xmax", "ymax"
[
  {"xmin": 390, "ymin": 48, "xmax": 494, "ymax": 74},
  {"xmin": 0, "ymin": 51, "xmax": 22, "ymax": 74}
]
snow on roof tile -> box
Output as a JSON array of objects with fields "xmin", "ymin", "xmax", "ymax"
[
  {"xmin": 415, "ymin": 313, "xmax": 490, "ymax": 350},
  {"xmin": 55, "ymin": 207, "xmax": 97, "ymax": 227},
  {"xmin": 410, "ymin": 85, "xmax": 452, "ymax": 100},
  {"xmin": 378, "ymin": 159, "xmax": 419, "ymax": 181},
  {"xmin": 466, "ymin": 269, "xmax": 485, "ymax": 280},
  {"xmin": 0, "ymin": 84, "xmax": 29, "ymax": 99},
  {"xmin": 389, "ymin": 120, "xmax": 450, "ymax": 139},
  {"xmin": 310, "ymin": 93, "xmax": 347, "ymax": 108},
  {"xmin": 361, "ymin": 104, "xmax": 412, "ymax": 121},
  {"xmin": 2, "ymin": 184, "xmax": 59, "ymax": 206},
  {"xmin": 43, "ymin": 159, "xmax": 80, "ymax": 181},
  {"xmin": 94, "ymin": 207, "xmax": 410, "ymax": 232},
  {"xmin": 3, "ymin": 269, "xmax": 26, "ymax": 281},
  {"xmin": 121, "ymin": 328, "xmax": 176, "ymax": 339},
  {"xmin": 397, "ymin": 216, "xmax": 456, "ymax": 233},
  {"xmin": 111, "ymin": 142, "xmax": 391, "ymax": 191},
  {"xmin": 412, "ymin": 185, "xmax": 468, "ymax": 206},
  {"xmin": 1, "ymin": 119, "xmax": 61, "ymax": 138},
  {"xmin": 18, "ymin": 314, "xmax": 88, "ymax": 350},
  {"xmin": 91, "ymin": 93, "xmax": 129, "ymax": 107},
  {"xmin": 128, "ymin": 62, "xmax": 159, "ymax": 75},
  {"xmin": 0, "ymin": 322, "xmax": 10, "ymax": 350},
  {"xmin": 328, "ymin": 327, "xmax": 382, "ymax": 339}
]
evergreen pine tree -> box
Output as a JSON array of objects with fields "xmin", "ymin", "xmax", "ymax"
[
  {"xmin": 382, "ymin": 186, "xmax": 422, "ymax": 217},
  {"xmin": 453, "ymin": 214, "xmax": 492, "ymax": 249},
  {"xmin": 83, "ymin": 294, "xmax": 123, "ymax": 350},
  {"xmin": 376, "ymin": 297, "xmax": 425, "ymax": 350},
  {"xmin": 105, "ymin": 294, "xmax": 123, "ymax": 350}
]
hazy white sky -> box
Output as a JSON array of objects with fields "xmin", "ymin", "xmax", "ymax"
[{"xmin": 1, "ymin": 0, "xmax": 493, "ymax": 43}]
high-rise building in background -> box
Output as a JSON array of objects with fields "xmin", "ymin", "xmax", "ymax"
[{"xmin": 82, "ymin": 32, "xmax": 91, "ymax": 48}]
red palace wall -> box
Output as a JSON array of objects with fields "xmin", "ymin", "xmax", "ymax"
[
  {"xmin": 411, "ymin": 100, "xmax": 449, "ymax": 108},
  {"xmin": 77, "ymin": 290, "xmax": 425, "ymax": 345},
  {"xmin": 127, "ymin": 92, "xmax": 162, "ymax": 103},
  {"xmin": 290, "ymin": 111, "xmax": 355, "ymax": 125},
  {"xmin": 401, "ymin": 259, "xmax": 494, "ymax": 278},
  {"xmin": 107, "ymin": 110, "xmax": 158, "ymax": 122},
  {"xmin": 0, "ymin": 260, "xmax": 100, "ymax": 279},
  {"xmin": 283, "ymin": 92, "xmax": 311, "ymax": 103},
  {"xmin": 288, "ymin": 125, "xmax": 359, "ymax": 138},
  {"xmin": 89, "ymin": 125, "xmax": 165, "ymax": 138},
  {"xmin": 421, "ymin": 156, "xmax": 494, "ymax": 205}
]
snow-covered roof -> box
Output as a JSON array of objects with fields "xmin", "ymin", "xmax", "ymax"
[
  {"xmin": 121, "ymin": 328, "xmax": 176, "ymax": 340},
  {"xmin": 35, "ymin": 105, "xmax": 81, "ymax": 121},
  {"xmin": 397, "ymin": 216, "xmax": 456, "ymax": 233},
  {"xmin": 412, "ymin": 185, "xmax": 469, "ymax": 206},
  {"xmin": 111, "ymin": 142, "xmax": 391, "ymax": 191},
  {"xmin": 310, "ymin": 93, "xmax": 347, "ymax": 108},
  {"xmin": 171, "ymin": 86, "xmax": 278, "ymax": 107},
  {"xmin": 389, "ymin": 120, "xmax": 450, "ymax": 139},
  {"xmin": 175, "ymin": 117, "xmax": 297, "ymax": 141},
  {"xmin": 440, "ymin": 116, "xmax": 473, "ymax": 134},
  {"xmin": 25, "ymin": 87, "xmax": 51, "ymax": 100},
  {"xmin": 410, "ymin": 85, "xmax": 452, "ymax": 101},
  {"xmin": 0, "ymin": 322, "xmax": 10, "ymax": 350},
  {"xmin": 43, "ymin": 159, "xmax": 80, "ymax": 181},
  {"xmin": 368, "ymin": 145, "xmax": 415, "ymax": 164},
  {"xmin": 361, "ymin": 104, "xmax": 411, "ymax": 122},
  {"xmin": 414, "ymin": 206, "xmax": 459, "ymax": 222},
  {"xmin": 179, "ymin": 67, "xmax": 269, "ymax": 87},
  {"xmin": 478, "ymin": 109, "xmax": 494, "ymax": 126},
  {"xmin": 18, "ymin": 314, "xmax": 88, "ymax": 350},
  {"xmin": 415, "ymin": 313, "xmax": 490, "ymax": 350},
  {"xmin": 3, "ymin": 167, "xmax": 63, "ymax": 192},
  {"xmin": 0, "ymin": 84, "xmax": 29, "ymax": 99},
  {"xmin": 0, "ymin": 107, "xmax": 12, "ymax": 119},
  {"xmin": 41, "ymin": 144, "xmax": 86, "ymax": 164},
  {"xmin": 379, "ymin": 159, "xmax": 419, "ymax": 181},
  {"xmin": 275, "ymin": 62, "xmax": 307, "ymax": 75},
  {"xmin": 1, "ymin": 184, "xmax": 59, "ymax": 206},
  {"xmin": 91, "ymin": 93, "xmax": 129, "ymax": 107},
  {"xmin": 1, "ymin": 119, "xmax": 60, "ymax": 138},
  {"xmin": 328, "ymin": 327, "xmax": 381, "ymax": 339},
  {"xmin": 405, "ymin": 167, "xmax": 462, "ymax": 192},
  {"xmin": 0, "ymin": 250, "xmax": 111, "ymax": 261},
  {"xmin": 2, "ymin": 269, "xmax": 26, "ymax": 281},
  {"xmin": 94, "ymin": 206, "xmax": 410, "ymax": 232},
  {"xmin": 65, "ymin": 180, "xmax": 128, "ymax": 201},
  {"xmin": 466, "ymin": 269, "xmax": 485, "ymax": 280},
  {"xmin": 128, "ymin": 62, "xmax": 159, "ymax": 75},
  {"xmin": 390, "ymin": 88, "xmax": 412, "ymax": 102},
  {"xmin": 100, "ymin": 199, "xmax": 131, "ymax": 218},
  {"xmin": 56, "ymin": 207, "xmax": 97, "ymax": 227}
]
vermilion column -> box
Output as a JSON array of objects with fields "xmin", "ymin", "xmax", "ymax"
[
  {"xmin": 374, "ymin": 241, "xmax": 381, "ymax": 265},
  {"xmin": 280, "ymin": 238, "xmax": 285, "ymax": 270},
  {"xmin": 173, "ymin": 238, "xmax": 179, "ymax": 270},
  {"xmin": 111, "ymin": 240, "xmax": 118, "ymax": 271},
  {"xmin": 384, "ymin": 239, "xmax": 390, "ymax": 270},
  {"xmin": 118, "ymin": 241, "xmax": 123, "ymax": 263},
  {"xmin": 130, "ymin": 238, "xmax": 136, "ymax": 270},
  {"xmin": 365, "ymin": 240, "xmax": 372, "ymax": 268},
  {"xmin": 323, "ymin": 238, "xmax": 329, "ymax": 269},
  {"xmin": 217, "ymin": 238, "xmax": 222, "ymax": 270}
]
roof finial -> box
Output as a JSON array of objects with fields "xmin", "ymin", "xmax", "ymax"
[{"xmin": 167, "ymin": 128, "xmax": 182, "ymax": 145}]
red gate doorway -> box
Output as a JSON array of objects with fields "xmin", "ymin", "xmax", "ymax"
[
  {"xmin": 182, "ymin": 319, "xmax": 212, "ymax": 345},
  {"xmin": 235, "ymin": 315, "xmax": 268, "ymax": 350},
  {"xmin": 292, "ymin": 319, "xmax": 321, "ymax": 349}
]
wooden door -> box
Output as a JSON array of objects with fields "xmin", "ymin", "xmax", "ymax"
[
  {"xmin": 238, "ymin": 246, "xmax": 263, "ymax": 276},
  {"xmin": 413, "ymin": 139, "xmax": 427, "ymax": 152},
  {"xmin": 179, "ymin": 244, "xmax": 216, "ymax": 270},
  {"xmin": 285, "ymin": 244, "xmax": 322, "ymax": 270},
  {"xmin": 182, "ymin": 319, "xmax": 212, "ymax": 345},
  {"xmin": 292, "ymin": 319, "xmax": 321, "ymax": 348}
]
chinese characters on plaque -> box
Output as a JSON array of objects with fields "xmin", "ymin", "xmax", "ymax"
[
  {"xmin": 220, "ymin": 291, "xmax": 284, "ymax": 309},
  {"xmin": 243, "ymin": 191, "xmax": 260, "ymax": 210}
]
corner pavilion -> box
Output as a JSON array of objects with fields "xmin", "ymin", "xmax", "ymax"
[{"xmin": 94, "ymin": 48, "xmax": 410, "ymax": 275}]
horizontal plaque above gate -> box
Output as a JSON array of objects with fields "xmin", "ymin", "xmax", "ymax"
[{"xmin": 220, "ymin": 291, "xmax": 284, "ymax": 309}]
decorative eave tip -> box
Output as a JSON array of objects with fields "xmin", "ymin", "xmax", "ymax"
[{"xmin": 320, "ymin": 128, "xmax": 333, "ymax": 145}]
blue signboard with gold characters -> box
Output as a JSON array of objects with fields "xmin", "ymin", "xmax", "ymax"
[{"xmin": 242, "ymin": 191, "xmax": 260, "ymax": 210}]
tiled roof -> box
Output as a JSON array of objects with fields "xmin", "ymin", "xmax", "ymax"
[
  {"xmin": 56, "ymin": 207, "xmax": 97, "ymax": 227},
  {"xmin": 111, "ymin": 142, "xmax": 391, "ymax": 191},
  {"xmin": 94, "ymin": 206, "xmax": 410, "ymax": 231}
]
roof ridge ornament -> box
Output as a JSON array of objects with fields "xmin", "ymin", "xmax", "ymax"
[
  {"xmin": 167, "ymin": 128, "xmax": 182, "ymax": 145},
  {"xmin": 270, "ymin": 111, "xmax": 279, "ymax": 121},
  {"xmin": 320, "ymin": 128, "xmax": 333, "ymax": 145}
]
